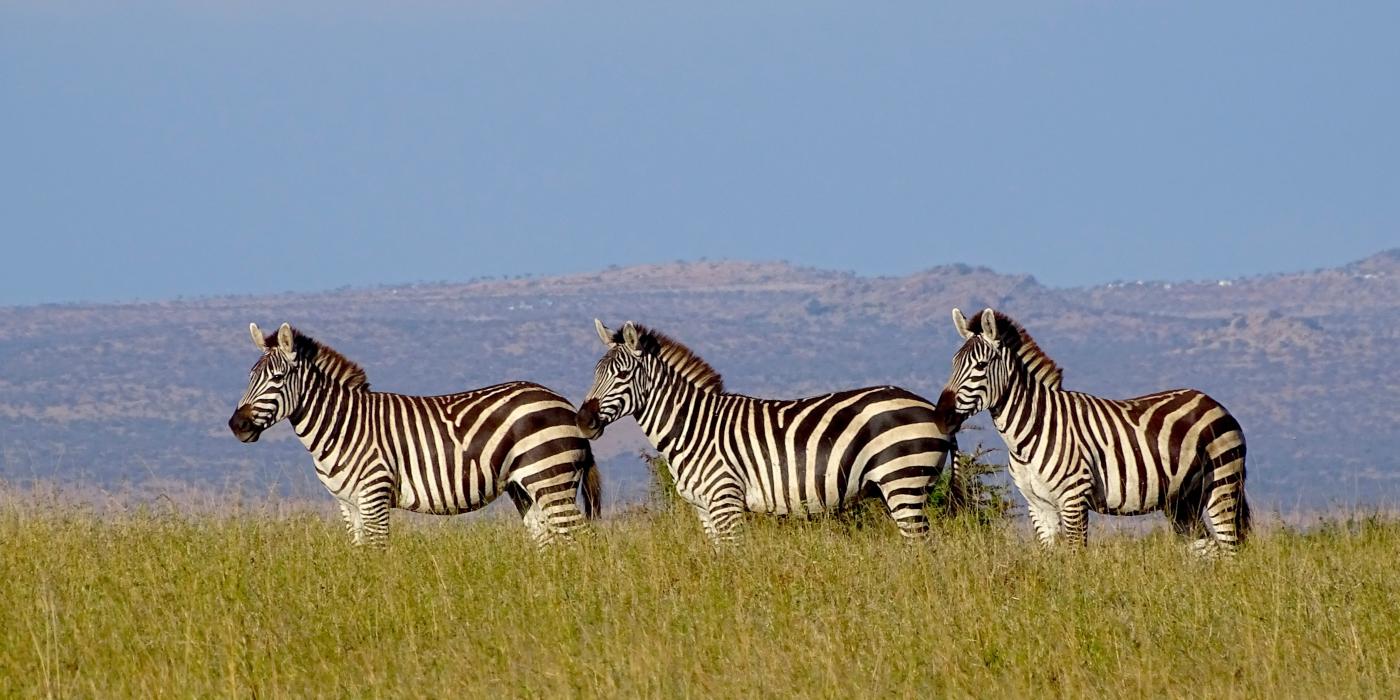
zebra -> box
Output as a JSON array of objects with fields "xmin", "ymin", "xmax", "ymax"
[
  {"xmin": 937, "ymin": 307, "xmax": 1250, "ymax": 556},
  {"xmin": 228, "ymin": 322, "xmax": 600, "ymax": 547},
  {"xmin": 576, "ymin": 320, "xmax": 958, "ymax": 544}
]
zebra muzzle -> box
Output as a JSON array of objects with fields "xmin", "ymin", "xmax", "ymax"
[
  {"xmin": 933, "ymin": 390, "xmax": 967, "ymax": 433},
  {"xmin": 228, "ymin": 408, "xmax": 264, "ymax": 443},
  {"xmin": 576, "ymin": 400, "xmax": 604, "ymax": 439}
]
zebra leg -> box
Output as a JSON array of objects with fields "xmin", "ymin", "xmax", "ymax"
[
  {"xmin": 1025, "ymin": 499, "xmax": 1062, "ymax": 547},
  {"xmin": 686, "ymin": 485, "xmax": 745, "ymax": 547},
  {"xmin": 1059, "ymin": 496, "xmax": 1089, "ymax": 548},
  {"xmin": 1201, "ymin": 475, "xmax": 1249, "ymax": 558},
  {"xmin": 505, "ymin": 482, "xmax": 552, "ymax": 547},
  {"xmin": 536, "ymin": 475, "xmax": 590, "ymax": 544},
  {"xmin": 704, "ymin": 488, "xmax": 746, "ymax": 546},
  {"xmin": 508, "ymin": 468, "xmax": 590, "ymax": 548},
  {"xmin": 875, "ymin": 479, "xmax": 931, "ymax": 541},
  {"xmin": 1166, "ymin": 475, "xmax": 1207, "ymax": 552},
  {"xmin": 532, "ymin": 488, "xmax": 590, "ymax": 548},
  {"xmin": 690, "ymin": 502, "xmax": 719, "ymax": 541},
  {"xmin": 356, "ymin": 490, "xmax": 392, "ymax": 548},
  {"xmin": 520, "ymin": 503, "xmax": 553, "ymax": 547},
  {"xmin": 337, "ymin": 500, "xmax": 364, "ymax": 545},
  {"xmin": 1009, "ymin": 464, "xmax": 1060, "ymax": 547},
  {"xmin": 1196, "ymin": 420, "xmax": 1249, "ymax": 557}
]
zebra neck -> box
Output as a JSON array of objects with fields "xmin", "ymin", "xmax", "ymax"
[
  {"xmin": 635, "ymin": 365, "xmax": 714, "ymax": 461},
  {"xmin": 989, "ymin": 367, "xmax": 1051, "ymax": 452},
  {"xmin": 289, "ymin": 375, "xmax": 368, "ymax": 466}
]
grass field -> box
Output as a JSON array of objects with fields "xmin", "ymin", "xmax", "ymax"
[{"xmin": 3, "ymin": 497, "xmax": 1398, "ymax": 698}]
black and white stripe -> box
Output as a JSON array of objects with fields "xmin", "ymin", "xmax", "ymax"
[
  {"xmin": 938, "ymin": 308, "xmax": 1250, "ymax": 556},
  {"xmin": 576, "ymin": 320, "xmax": 957, "ymax": 544},
  {"xmin": 228, "ymin": 322, "xmax": 600, "ymax": 546}
]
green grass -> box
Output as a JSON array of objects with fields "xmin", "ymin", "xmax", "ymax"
[{"xmin": 3, "ymin": 500, "xmax": 1399, "ymax": 698}]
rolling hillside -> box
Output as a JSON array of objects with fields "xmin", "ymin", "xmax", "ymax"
[{"xmin": 1, "ymin": 251, "xmax": 1397, "ymax": 508}]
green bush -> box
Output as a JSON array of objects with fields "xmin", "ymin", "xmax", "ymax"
[
  {"xmin": 640, "ymin": 449, "xmax": 684, "ymax": 512},
  {"xmin": 933, "ymin": 439, "xmax": 1016, "ymax": 525}
]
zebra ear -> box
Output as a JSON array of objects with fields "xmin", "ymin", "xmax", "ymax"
[
  {"xmin": 276, "ymin": 323, "xmax": 296, "ymax": 358},
  {"xmin": 594, "ymin": 318, "xmax": 615, "ymax": 347},
  {"xmin": 621, "ymin": 321, "xmax": 642, "ymax": 352},
  {"xmin": 249, "ymin": 322, "xmax": 266, "ymax": 351},
  {"xmin": 979, "ymin": 308, "xmax": 1000, "ymax": 345},
  {"xmin": 951, "ymin": 308, "xmax": 972, "ymax": 340}
]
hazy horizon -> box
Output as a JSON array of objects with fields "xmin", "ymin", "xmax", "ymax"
[{"xmin": 4, "ymin": 247, "xmax": 1398, "ymax": 309}]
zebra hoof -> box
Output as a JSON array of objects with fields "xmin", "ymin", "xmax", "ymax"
[{"xmin": 1188, "ymin": 538, "xmax": 1221, "ymax": 559}]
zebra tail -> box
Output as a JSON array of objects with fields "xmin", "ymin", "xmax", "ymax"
[
  {"xmin": 1236, "ymin": 490, "xmax": 1252, "ymax": 543},
  {"xmin": 579, "ymin": 443, "xmax": 603, "ymax": 520},
  {"xmin": 946, "ymin": 440, "xmax": 966, "ymax": 516}
]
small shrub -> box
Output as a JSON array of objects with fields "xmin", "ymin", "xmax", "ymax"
[
  {"xmin": 933, "ymin": 439, "xmax": 1015, "ymax": 526},
  {"xmin": 640, "ymin": 450, "xmax": 684, "ymax": 512}
]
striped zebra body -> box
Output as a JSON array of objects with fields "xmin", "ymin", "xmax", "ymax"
[
  {"xmin": 938, "ymin": 308, "xmax": 1249, "ymax": 555},
  {"xmin": 577, "ymin": 320, "xmax": 956, "ymax": 544},
  {"xmin": 229, "ymin": 323, "xmax": 599, "ymax": 547}
]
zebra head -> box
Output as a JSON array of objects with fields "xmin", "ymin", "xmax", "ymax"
[
  {"xmin": 938, "ymin": 307, "xmax": 1012, "ymax": 424},
  {"xmin": 228, "ymin": 322, "xmax": 305, "ymax": 443},
  {"xmin": 577, "ymin": 319, "xmax": 652, "ymax": 439}
]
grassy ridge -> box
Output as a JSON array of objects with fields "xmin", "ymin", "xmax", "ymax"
[{"xmin": 3, "ymin": 505, "xmax": 1399, "ymax": 698}]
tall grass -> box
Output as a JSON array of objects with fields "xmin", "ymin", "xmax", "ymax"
[{"xmin": 3, "ymin": 499, "xmax": 1398, "ymax": 698}]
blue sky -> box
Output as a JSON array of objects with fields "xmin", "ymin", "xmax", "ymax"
[{"xmin": 2, "ymin": 2, "xmax": 1396, "ymax": 305}]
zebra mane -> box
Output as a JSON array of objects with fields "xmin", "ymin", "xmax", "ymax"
[
  {"xmin": 965, "ymin": 309, "xmax": 1064, "ymax": 390},
  {"xmin": 264, "ymin": 328, "xmax": 371, "ymax": 391},
  {"xmin": 614, "ymin": 325, "xmax": 725, "ymax": 393}
]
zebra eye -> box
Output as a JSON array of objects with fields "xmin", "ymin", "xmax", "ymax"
[
  {"xmin": 973, "ymin": 361, "xmax": 988, "ymax": 371},
  {"xmin": 270, "ymin": 372, "xmax": 287, "ymax": 381}
]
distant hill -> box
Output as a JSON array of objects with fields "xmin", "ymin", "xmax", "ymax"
[{"xmin": 2, "ymin": 251, "xmax": 1397, "ymax": 509}]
